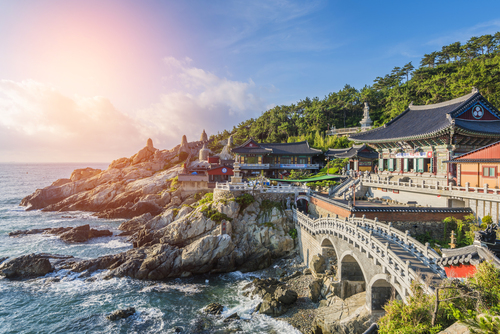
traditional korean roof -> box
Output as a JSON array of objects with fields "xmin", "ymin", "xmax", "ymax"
[
  {"xmin": 350, "ymin": 90, "xmax": 500, "ymax": 143},
  {"xmin": 437, "ymin": 244, "xmax": 500, "ymax": 268},
  {"xmin": 232, "ymin": 138, "xmax": 321, "ymax": 156},
  {"xmin": 232, "ymin": 138, "xmax": 272, "ymax": 154},
  {"xmin": 260, "ymin": 141, "xmax": 322, "ymax": 155},
  {"xmin": 325, "ymin": 144, "xmax": 378, "ymax": 159}
]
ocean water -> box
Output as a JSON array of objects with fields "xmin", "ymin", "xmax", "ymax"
[{"xmin": 0, "ymin": 163, "xmax": 300, "ymax": 334}]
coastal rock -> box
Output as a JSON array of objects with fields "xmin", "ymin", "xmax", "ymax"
[
  {"xmin": 0, "ymin": 253, "xmax": 53, "ymax": 279},
  {"xmin": 19, "ymin": 139, "xmax": 192, "ymax": 214},
  {"xmin": 118, "ymin": 213, "xmax": 153, "ymax": 235},
  {"xmin": 181, "ymin": 235, "xmax": 235, "ymax": 273},
  {"xmin": 312, "ymin": 292, "xmax": 373, "ymax": 334},
  {"xmin": 70, "ymin": 168, "xmax": 102, "ymax": 182},
  {"xmin": 247, "ymin": 277, "xmax": 298, "ymax": 317},
  {"xmin": 106, "ymin": 307, "xmax": 136, "ymax": 321},
  {"xmin": 96, "ymin": 201, "xmax": 162, "ymax": 219},
  {"xmin": 109, "ymin": 157, "xmax": 130, "ymax": 169},
  {"xmin": 204, "ymin": 303, "xmax": 224, "ymax": 315},
  {"xmin": 9, "ymin": 225, "xmax": 112, "ymax": 243},
  {"xmin": 51, "ymin": 178, "xmax": 72, "ymax": 187},
  {"xmin": 310, "ymin": 254, "xmax": 326, "ymax": 274},
  {"xmin": 309, "ymin": 279, "xmax": 323, "ymax": 303},
  {"xmin": 59, "ymin": 224, "xmax": 112, "ymax": 243}
]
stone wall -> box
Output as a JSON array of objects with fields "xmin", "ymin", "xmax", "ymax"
[
  {"xmin": 296, "ymin": 223, "xmax": 321, "ymax": 267},
  {"xmin": 309, "ymin": 197, "xmax": 351, "ymax": 218}
]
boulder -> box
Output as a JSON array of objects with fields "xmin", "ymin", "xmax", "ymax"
[
  {"xmin": 309, "ymin": 279, "xmax": 323, "ymax": 303},
  {"xmin": 204, "ymin": 303, "xmax": 224, "ymax": 315},
  {"xmin": 312, "ymin": 292, "xmax": 372, "ymax": 334},
  {"xmin": 106, "ymin": 307, "xmax": 136, "ymax": 321},
  {"xmin": 310, "ymin": 254, "xmax": 326, "ymax": 274},
  {"xmin": 274, "ymin": 286, "xmax": 298, "ymax": 305},
  {"xmin": 0, "ymin": 253, "xmax": 53, "ymax": 279},
  {"xmin": 59, "ymin": 225, "xmax": 112, "ymax": 243}
]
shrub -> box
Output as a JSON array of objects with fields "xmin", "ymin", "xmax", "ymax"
[
  {"xmin": 197, "ymin": 192, "xmax": 213, "ymax": 206},
  {"xmin": 288, "ymin": 228, "xmax": 298, "ymax": 239}
]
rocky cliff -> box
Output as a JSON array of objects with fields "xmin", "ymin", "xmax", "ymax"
[{"xmin": 13, "ymin": 137, "xmax": 296, "ymax": 280}]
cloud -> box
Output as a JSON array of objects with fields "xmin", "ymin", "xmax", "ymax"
[
  {"xmin": 136, "ymin": 57, "xmax": 265, "ymax": 146},
  {"xmin": 0, "ymin": 79, "xmax": 144, "ymax": 162},
  {"xmin": 0, "ymin": 59, "xmax": 266, "ymax": 162}
]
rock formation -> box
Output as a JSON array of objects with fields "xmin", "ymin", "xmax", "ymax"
[
  {"xmin": 19, "ymin": 137, "xmax": 202, "ymax": 214},
  {"xmin": 0, "ymin": 254, "xmax": 53, "ymax": 279},
  {"xmin": 107, "ymin": 307, "xmax": 136, "ymax": 321},
  {"xmin": 16, "ymin": 135, "xmax": 294, "ymax": 282},
  {"xmin": 9, "ymin": 224, "xmax": 113, "ymax": 243},
  {"xmin": 243, "ymin": 277, "xmax": 298, "ymax": 317},
  {"xmin": 11, "ymin": 194, "xmax": 295, "ymax": 281}
]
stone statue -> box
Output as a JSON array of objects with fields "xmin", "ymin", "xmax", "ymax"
[
  {"xmin": 200, "ymin": 129, "xmax": 208, "ymax": 142},
  {"xmin": 360, "ymin": 102, "xmax": 373, "ymax": 129}
]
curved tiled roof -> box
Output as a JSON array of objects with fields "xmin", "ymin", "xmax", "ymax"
[
  {"xmin": 232, "ymin": 138, "xmax": 321, "ymax": 155},
  {"xmin": 349, "ymin": 91, "xmax": 500, "ymax": 143},
  {"xmin": 325, "ymin": 144, "xmax": 378, "ymax": 159}
]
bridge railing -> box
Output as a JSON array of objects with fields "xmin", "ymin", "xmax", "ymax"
[
  {"xmin": 361, "ymin": 175, "xmax": 500, "ymax": 200},
  {"xmin": 216, "ymin": 182, "xmax": 309, "ymax": 194},
  {"xmin": 293, "ymin": 209, "xmax": 445, "ymax": 294}
]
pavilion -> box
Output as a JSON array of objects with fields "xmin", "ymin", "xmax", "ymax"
[
  {"xmin": 350, "ymin": 88, "xmax": 500, "ymax": 181},
  {"xmin": 325, "ymin": 144, "xmax": 378, "ymax": 172},
  {"xmin": 231, "ymin": 138, "xmax": 322, "ymax": 178}
]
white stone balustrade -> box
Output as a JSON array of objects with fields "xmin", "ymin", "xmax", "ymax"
[{"xmin": 293, "ymin": 208, "xmax": 444, "ymax": 297}]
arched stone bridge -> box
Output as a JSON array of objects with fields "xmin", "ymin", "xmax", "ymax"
[{"xmin": 293, "ymin": 209, "xmax": 446, "ymax": 311}]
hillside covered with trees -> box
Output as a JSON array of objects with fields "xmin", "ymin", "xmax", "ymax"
[{"xmin": 210, "ymin": 32, "xmax": 500, "ymax": 152}]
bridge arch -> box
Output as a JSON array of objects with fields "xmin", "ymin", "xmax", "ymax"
[
  {"xmin": 339, "ymin": 251, "xmax": 367, "ymax": 283},
  {"xmin": 320, "ymin": 237, "xmax": 339, "ymax": 274},
  {"xmin": 367, "ymin": 274, "xmax": 403, "ymax": 311}
]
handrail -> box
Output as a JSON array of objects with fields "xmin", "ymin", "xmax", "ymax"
[
  {"xmin": 361, "ymin": 175, "xmax": 500, "ymax": 200},
  {"xmin": 215, "ymin": 182, "xmax": 310, "ymax": 194},
  {"xmin": 293, "ymin": 208, "xmax": 444, "ymax": 295}
]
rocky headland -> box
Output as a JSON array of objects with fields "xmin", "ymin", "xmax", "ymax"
[
  {"xmin": 5, "ymin": 135, "xmax": 375, "ymax": 333},
  {"xmin": 6, "ymin": 137, "xmax": 295, "ymax": 282}
]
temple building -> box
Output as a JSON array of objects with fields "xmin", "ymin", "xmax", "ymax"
[
  {"xmin": 446, "ymin": 140, "xmax": 500, "ymax": 188},
  {"xmin": 350, "ymin": 88, "xmax": 500, "ymax": 182},
  {"xmin": 231, "ymin": 138, "xmax": 322, "ymax": 178},
  {"xmin": 326, "ymin": 144, "xmax": 378, "ymax": 172}
]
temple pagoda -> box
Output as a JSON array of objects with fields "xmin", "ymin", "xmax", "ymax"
[{"xmin": 350, "ymin": 88, "xmax": 500, "ymax": 178}]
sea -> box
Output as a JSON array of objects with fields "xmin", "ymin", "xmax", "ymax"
[{"xmin": 0, "ymin": 163, "xmax": 300, "ymax": 334}]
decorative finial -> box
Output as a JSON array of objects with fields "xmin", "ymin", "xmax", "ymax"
[
  {"xmin": 409, "ymin": 101, "xmax": 414, "ymax": 107},
  {"xmin": 472, "ymin": 87, "xmax": 479, "ymax": 94}
]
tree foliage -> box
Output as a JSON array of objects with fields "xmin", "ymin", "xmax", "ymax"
[{"xmin": 209, "ymin": 32, "xmax": 500, "ymax": 152}]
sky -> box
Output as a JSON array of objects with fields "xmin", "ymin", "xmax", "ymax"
[{"xmin": 1, "ymin": 0, "xmax": 500, "ymax": 162}]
